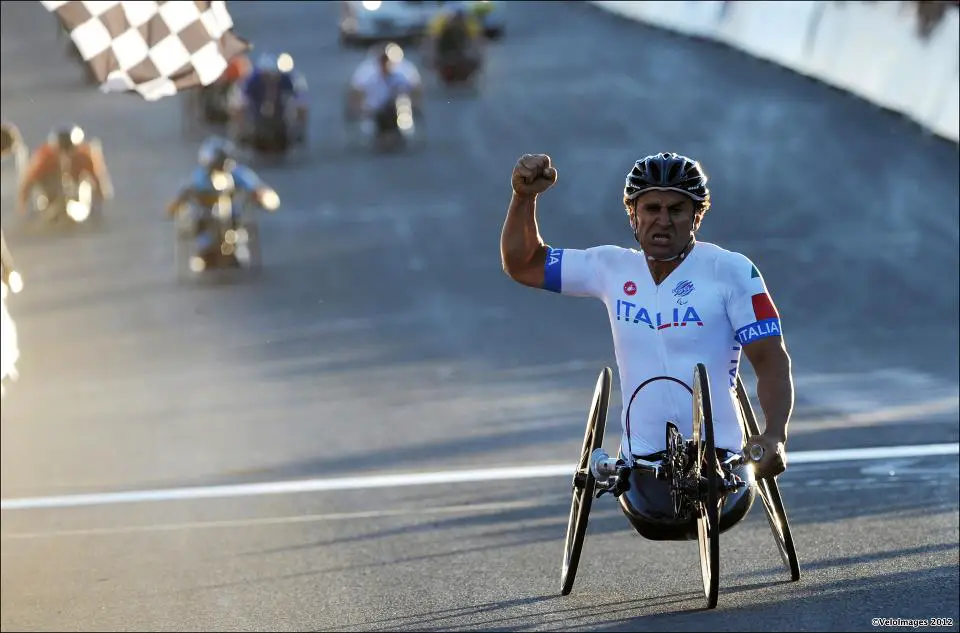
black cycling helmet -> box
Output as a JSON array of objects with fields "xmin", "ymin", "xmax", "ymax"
[
  {"xmin": 49, "ymin": 124, "xmax": 85, "ymax": 151},
  {"xmin": 623, "ymin": 152, "xmax": 710, "ymax": 208}
]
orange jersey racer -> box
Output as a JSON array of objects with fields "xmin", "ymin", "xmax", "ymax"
[{"xmin": 17, "ymin": 124, "xmax": 113, "ymax": 215}]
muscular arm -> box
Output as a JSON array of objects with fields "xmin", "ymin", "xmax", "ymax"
[
  {"xmin": 88, "ymin": 140, "xmax": 113, "ymax": 199},
  {"xmin": 499, "ymin": 193, "xmax": 547, "ymax": 288},
  {"xmin": 742, "ymin": 336, "xmax": 794, "ymax": 442},
  {"xmin": 346, "ymin": 71, "xmax": 368, "ymax": 115},
  {"xmin": 347, "ymin": 85, "xmax": 364, "ymax": 110},
  {"xmin": 17, "ymin": 150, "xmax": 49, "ymax": 207},
  {"xmin": 167, "ymin": 185, "xmax": 194, "ymax": 216}
]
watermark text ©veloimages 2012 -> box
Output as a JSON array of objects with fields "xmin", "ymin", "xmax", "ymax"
[{"xmin": 872, "ymin": 618, "xmax": 954, "ymax": 629}]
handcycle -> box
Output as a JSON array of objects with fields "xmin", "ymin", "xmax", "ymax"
[
  {"xmin": 561, "ymin": 364, "xmax": 801, "ymax": 609},
  {"xmin": 171, "ymin": 176, "xmax": 278, "ymax": 283},
  {"xmin": 27, "ymin": 167, "xmax": 102, "ymax": 229},
  {"xmin": 228, "ymin": 100, "xmax": 309, "ymax": 165},
  {"xmin": 343, "ymin": 89, "xmax": 426, "ymax": 154}
]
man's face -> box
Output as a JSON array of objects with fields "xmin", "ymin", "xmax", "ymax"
[
  {"xmin": 629, "ymin": 190, "xmax": 701, "ymax": 259},
  {"xmin": 378, "ymin": 56, "xmax": 391, "ymax": 76}
]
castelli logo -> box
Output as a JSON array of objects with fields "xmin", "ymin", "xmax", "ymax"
[{"xmin": 623, "ymin": 281, "xmax": 637, "ymax": 296}]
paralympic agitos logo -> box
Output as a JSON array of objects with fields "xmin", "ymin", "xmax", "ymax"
[{"xmin": 614, "ymin": 299, "xmax": 704, "ymax": 330}]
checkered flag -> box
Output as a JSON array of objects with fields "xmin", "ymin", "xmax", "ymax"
[{"xmin": 40, "ymin": 1, "xmax": 250, "ymax": 101}]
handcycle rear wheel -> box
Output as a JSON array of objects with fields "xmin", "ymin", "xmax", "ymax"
[
  {"xmin": 560, "ymin": 366, "xmax": 611, "ymax": 596},
  {"xmin": 693, "ymin": 363, "xmax": 721, "ymax": 609},
  {"xmin": 736, "ymin": 375, "xmax": 801, "ymax": 582}
]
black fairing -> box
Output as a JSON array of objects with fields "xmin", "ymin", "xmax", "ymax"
[{"xmin": 618, "ymin": 450, "xmax": 756, "ymax": 541}]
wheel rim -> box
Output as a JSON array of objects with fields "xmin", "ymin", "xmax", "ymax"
[
  {"xmin": 560, "ymin": 368, "xmax": 610, "ymax": 593},
  {"xmin": 693, "ymin": 373, "xmax": 710, "ymax": 598},
  {"xmin": 694, "ymin": 364, "xmax": 720, "ymax": 608},
  {"xmin": 736, "ymin": 375, "xmax": 800, "ymax": 581},
  {"xmin": 562, "ymin": 416, "xmax": 598, "ymax": 581},
  {"xmin": 562, "ymin": 475, "xmax": 585, "ymax": 577},
  {"xmin": 760, "ymin": 482, "xmax": 789, "ymax": 567},
  {"xmin": 760, "ymin": 479, "xmax": 801, "ymax": 580}
]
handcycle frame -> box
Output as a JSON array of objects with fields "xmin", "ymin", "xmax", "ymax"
[
  {"xmin": 228, "ymin": 99, "xmax": 309, "ymax": 165},
  {"xmin": 560, "ymin": 364, "xmax": 800, "ymax": 609},
  {"xmin": 343, "ymin": 85, "xmax": 426, "ymax": 154},
  {"xmin": 28, "ymin": 167, "xmax": 101, "ymax": 229},
  {"xmin": 172, "ymin": 186, "xmax": 264, "ymax": 282}
]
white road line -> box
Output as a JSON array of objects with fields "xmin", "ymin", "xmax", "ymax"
[
  {"xmin": 1, "ymin": 443, "xmax": 957, "ymax": 512},
  {"xmin": 786, "ymin": 443, "xmax": 958, "ymax": 465},
  {"xmin": 0, "ymin": 499, "xmax": 549, "ymax": 540}
]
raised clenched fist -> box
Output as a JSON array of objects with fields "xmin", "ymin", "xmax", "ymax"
[{"xmin": 511, "ymin": 153, "xmax": 558, "ymax": 196}]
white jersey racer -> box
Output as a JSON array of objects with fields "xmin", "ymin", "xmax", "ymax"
[
  {"xmin": 350, "ymin": 57, "xmax": 421, "ymax": 113},
  {"xmin": 543, "ymin": 241, "xmax": 782, "ymax": 457}
]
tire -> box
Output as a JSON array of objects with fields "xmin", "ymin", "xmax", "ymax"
[
  {"xmin": 238, "ymin": 214, "xmax": 263, "ymax": 278},
  {"xmin": 560, "ymin": 366, "xmax": 612, "ymax": 596},
  {"xmin": 173, "ymin": 218, "xmax": 193, "ymax": 283},
  {"xmin": 693, "ymin": 363, "xmax": 721, "ymax": 609},
  {"xmin": 735, "ymin": 376, "xmax": 801, "ymax": 582}
]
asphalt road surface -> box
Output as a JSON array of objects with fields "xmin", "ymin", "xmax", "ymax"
[{"xmin": 2, "ymin": 2, "xmax": 958, "ymax": 631}]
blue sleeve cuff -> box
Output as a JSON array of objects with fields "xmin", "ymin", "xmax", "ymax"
[
  {"xmin": 232, "ymin": 166, "xmax": 261, "ymax": 192},
  {"xmin": 544, "ymin": 247, "xmax": 563, "ymax": 293},
  {"xmin": 735, "ymin": 318, "xmax": 782, "ymax": 345}
]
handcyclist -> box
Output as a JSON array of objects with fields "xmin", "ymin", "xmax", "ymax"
[
  {"xmin": 500, "ymin": 152, "xmax": 795, "ymax": 539},
  {"xmin": 425, "ymin": 3, "xmax": 484, "ymax": 82},
  {"xmin": 1, "ymin": 119, "xmax": 29, "ymax": 182},
  {"xmin": 166, "ymin": 136, "xmax": 279, "ymax": 268},
  {"xmin": 16, "ymin": 124, "xmax": 114, "ymax": 217}
]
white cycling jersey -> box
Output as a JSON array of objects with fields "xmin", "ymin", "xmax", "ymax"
[
  {"xmin": 543, "ymin": 241, "xmax": 782, "ymax": 458},
  {"xmin": 350, "ymin": 59, "xmax": 421, "ymax": 112}
]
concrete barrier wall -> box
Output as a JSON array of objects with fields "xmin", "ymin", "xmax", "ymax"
[{"xmin": 589, "ymin": 0, "xmax": 960, "ymax": 143}]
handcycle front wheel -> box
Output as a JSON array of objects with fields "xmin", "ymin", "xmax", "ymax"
[
  {"xmin": 736, "ymin": 375, "xmax": 801, "ymax": 582},
  {"xmin": 693, "ymin": 362, "xmax": 721, "ymax": 609},
  {"xmin": 560, "ymin": 365, "xmax": 612, "ymax": 596}
]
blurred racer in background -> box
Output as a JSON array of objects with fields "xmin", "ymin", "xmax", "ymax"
[
  {"xmin": 224, "ymin": 52, "xmax": 252, "ymax": 87},
  {"xmin": 1, "ymin": 123, "xmax": 25, "ymax": 294},
  {"xmin": 1, "ymin": 120, "xmax": 23, "ymax": 160},
  {"xmin": 196, "ymin": 52, "xmax": 252, "ymax": 125},
  {"xmin": 0, "ymin": 231, "xmax": 20, "ymax": 293},
  {"xmin": 1, "ymin": 119, "xmax": 29, "ymax": 182},
  {"xmin": 425, "ymin": 3, "xmax": 484, "ymax": 83},
  {"xmin": 228, "ymin": 52, "xmax": 308, "ymax": 146},
  {"xmin": 166, "ymin": 136, "xmax": 279, "ymax": 266},
  {"xmin": 16, "ymin": 124, "xmax": 113, "ymax": 217},
  {"xmin": 347, "ymin": 43, "xmax": 423, "ymax": 136}
]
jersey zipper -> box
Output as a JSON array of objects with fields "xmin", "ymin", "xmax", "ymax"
[{"xmin": 653, "ymin": 282, "xmax": 681, "ymax": 438}]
